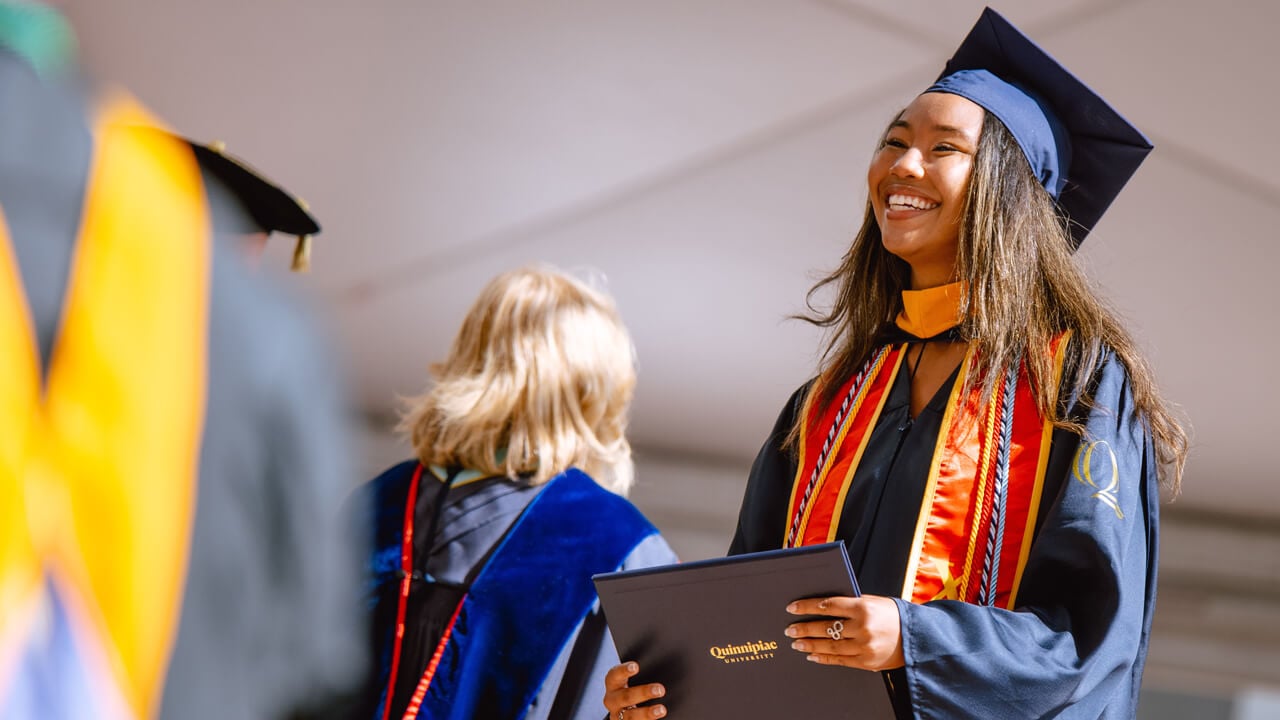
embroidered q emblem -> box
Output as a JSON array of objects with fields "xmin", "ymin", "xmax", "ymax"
[{"xmin": 1072, "ymin": 441, "xmax": 1123, "ymax": 519}]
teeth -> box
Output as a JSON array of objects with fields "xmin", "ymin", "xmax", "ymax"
[{"xmin": 887, "ymin": 193, "xmax": 939, "ymax": 211}]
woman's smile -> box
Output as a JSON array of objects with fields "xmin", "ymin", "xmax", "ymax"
[{"xmin": 867, "ymin": 91, "xmax": 983, "ymax": 288}]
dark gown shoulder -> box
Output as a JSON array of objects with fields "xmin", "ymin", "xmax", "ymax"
[{"xmin": 729, "ymin": 381, "xmax": 812, "ymax": 556}]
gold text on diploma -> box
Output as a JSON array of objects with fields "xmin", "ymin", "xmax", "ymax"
[{"xmin": 708, "ymin": 640, "xmax": 780, "ymax": 663}]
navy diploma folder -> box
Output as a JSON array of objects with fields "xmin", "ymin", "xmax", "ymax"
[{"xmin": 593, "ymin": 542, "xmax": 897, "ymax": 719}]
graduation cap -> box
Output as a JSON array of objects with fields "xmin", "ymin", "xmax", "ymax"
[
  {"xmin": 924, "ymin": 7, "xmax": 1152, "ymax": 249},
  {"xmin": 186, "ymin": 139, "xmax": 320, "ymax": 271}
]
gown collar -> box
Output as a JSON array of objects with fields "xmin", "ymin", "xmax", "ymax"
[{"xmin": 895, "ymin": 281, "xmax": 964, "ymax": 341}]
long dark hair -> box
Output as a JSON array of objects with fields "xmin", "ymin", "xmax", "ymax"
[{"xmin": 797, "ymin": 109, "xmax": 1188, "ymax": 494}]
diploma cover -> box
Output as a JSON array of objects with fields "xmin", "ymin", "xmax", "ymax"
[{"xmin": 593, "ymin": 543, "xmax": 896, "ymax": 719}]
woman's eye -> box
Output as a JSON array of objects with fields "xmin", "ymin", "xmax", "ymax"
[
  {"xmin": 933, "ymin": 144, "xmax": 957, "ymax": 152},
  {"xmin": 883, "ymin": 138, "xmax": 908, "ymax": 149}
]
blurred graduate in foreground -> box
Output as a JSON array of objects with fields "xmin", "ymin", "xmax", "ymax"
[{"xmin": 0, "ymin": 4, "xmax": 365, "ymax": 718}]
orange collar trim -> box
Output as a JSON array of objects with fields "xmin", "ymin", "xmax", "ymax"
[{"xmin": 896, "ymin": 282, "xmax": 964, "ymax": 339}]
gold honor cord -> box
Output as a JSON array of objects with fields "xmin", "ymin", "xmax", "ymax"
[
  {"xmin": 783, "ymin": 345, "xmax": 903, "ymax": 549},
  {"xmin": 823, "ymin": 347, "xmax": 905, "ymax": 543},
  {"xmin": 900, "ymin": 335, "xmax": 1068, "ymax": 608},
  {"xmin": 0, "ymin": 95, "xmax": 210, "ymax": 718},
  {"xmin": 794, "ymin": 347, "xmax": 892, "ymax": 544}
]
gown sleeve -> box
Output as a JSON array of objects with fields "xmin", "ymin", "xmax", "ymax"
[
  {"xmin": 729, "ymin": 384, "xmax": 810, "ymax": 556},
  {"xmin": 894, "ymin": 351, "xmax": 1160, "ymax": 719}
]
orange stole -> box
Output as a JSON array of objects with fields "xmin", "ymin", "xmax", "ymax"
[
  {"xmin": 786, "ymin": 338, "xmax": 1068, "ymax": 610},
  {"xmin": 785, "ymin": 345, "xmax": 904, "ymax": 548},
  {"xmin": 901, "ymin": 340, "xmax": 1067, "ymax": 609}
]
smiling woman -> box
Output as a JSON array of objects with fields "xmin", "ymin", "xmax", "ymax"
[
  {"xmin": 604, "ymin": 8, "xmax": 1188, "ymax": 720},
  {"xmin": 868, "ymin": 92, "xmax": 983, "ymax": 289}
]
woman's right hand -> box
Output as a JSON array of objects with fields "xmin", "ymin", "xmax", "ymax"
[{"xmin": 603, "ymin": 661, "xmax": 667, "ymax": 719}]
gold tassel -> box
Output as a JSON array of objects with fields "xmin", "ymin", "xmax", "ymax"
[{"xmin": 290, "ymin": 234, "xmax": 312, "ymax": 273}]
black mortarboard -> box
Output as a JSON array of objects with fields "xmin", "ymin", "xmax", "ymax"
[
  {"xmin": 924, "ymin": 7, "xmax": 1152, "ymax": 248},
  {"xmin": 186, "ymin": 139, "xmax": 320, "ymax": 271}
]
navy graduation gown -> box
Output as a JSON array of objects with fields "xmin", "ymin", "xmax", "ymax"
[{"xmin": 731, "ymin": 350, "xmax": 1160, "ymax": 719}]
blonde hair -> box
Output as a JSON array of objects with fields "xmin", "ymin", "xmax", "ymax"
[{"xmin": 400, "ymin": 265, "xmax": 636, "ymax": 494}]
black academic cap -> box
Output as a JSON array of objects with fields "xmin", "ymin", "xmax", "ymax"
[
  {"xmin": 186, "ymin": 139, "xmax": 319, "ymax": 271},
  {"xmin": 924, "ymin": 7, "xmax": 1152, "ymax": 249}
]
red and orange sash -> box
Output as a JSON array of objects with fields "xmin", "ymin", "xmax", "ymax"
[
  {"xmin": 785, "ymin": 337, "xmax": 1068, "ymax": 610},
  {"xmin": 785, "ymin": 345, "xmax": 906, "ymax": 549}
]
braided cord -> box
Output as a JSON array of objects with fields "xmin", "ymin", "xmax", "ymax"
[
  {"xmin": 786, "ymin": 346, "xmax": 888, "ymax": 547},
  {"xmin": 957, "ymin": 381, "xmax": 1001, "ymax": 602},
  {"xmin": 978, "ymin": 362, "xmax": 1019, "ymax": 606}
]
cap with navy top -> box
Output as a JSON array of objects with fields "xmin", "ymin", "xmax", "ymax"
[{"xmin": 924, "ymin": 7, "xmax": 1152, "ymax": 248}]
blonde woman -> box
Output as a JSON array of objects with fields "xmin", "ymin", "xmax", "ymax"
[{"xmin": 356, "ymin": 266, "xmax": 676, "ymax": 720}]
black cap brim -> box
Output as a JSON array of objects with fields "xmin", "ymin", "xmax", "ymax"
[{"xmin": 187, "ymin": 141, "xmax": 320, "ymax": 237}]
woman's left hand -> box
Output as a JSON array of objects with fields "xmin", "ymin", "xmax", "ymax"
[{"xmin": 784, "ymin": 595, "xmax": 905, "ymax": 671}]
